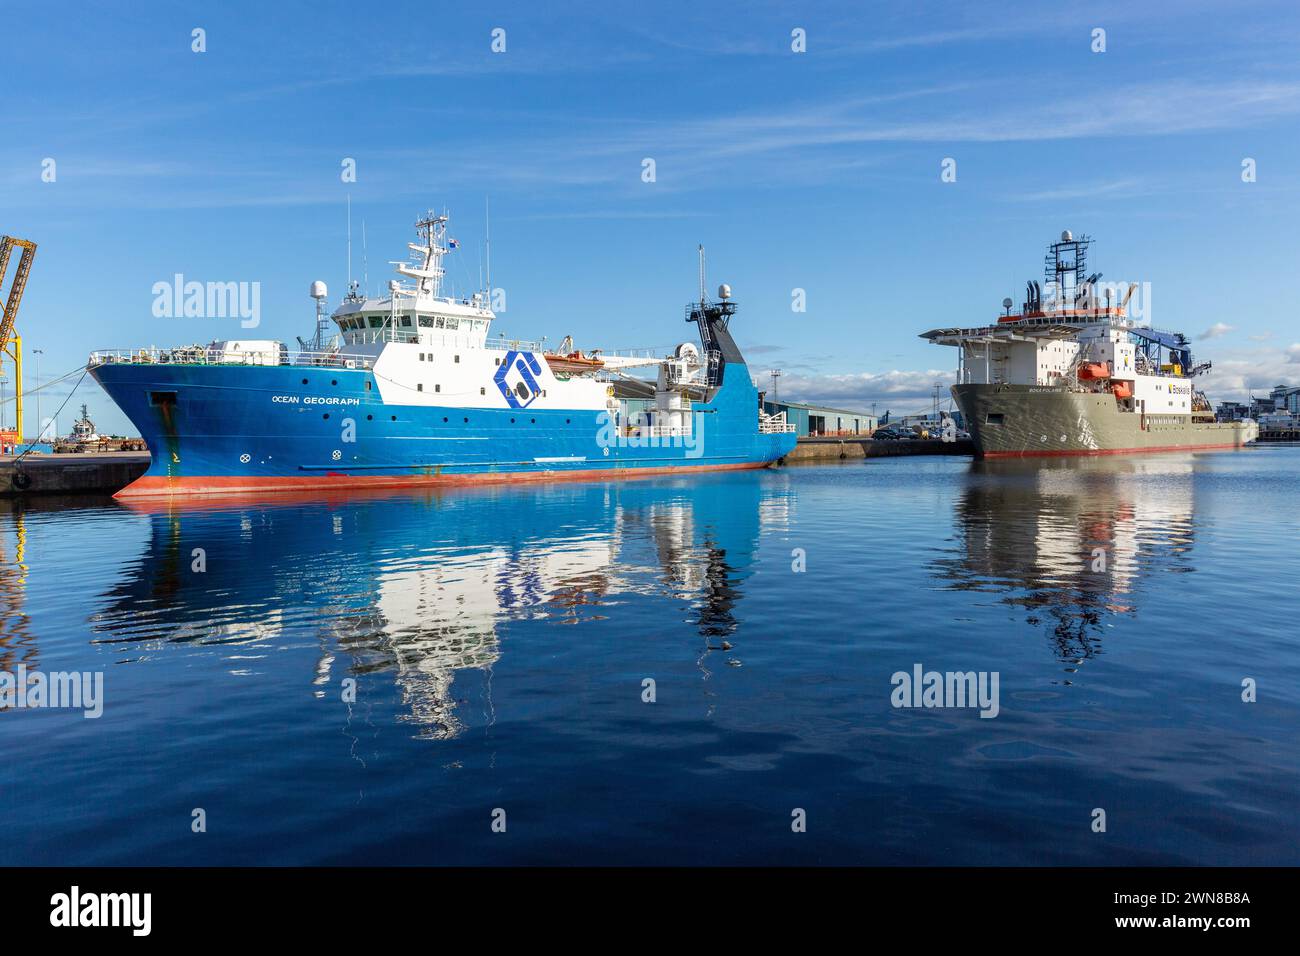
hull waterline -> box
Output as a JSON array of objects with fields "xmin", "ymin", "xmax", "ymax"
[{"xmin": 953, "ymin": 383, "xmax": 1256, "ymax": 459}]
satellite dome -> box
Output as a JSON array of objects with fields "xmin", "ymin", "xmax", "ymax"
[
  {"xmin": 1061, "ymin": 230, "xmax": 1073, "ymax": 242},
  {"xmin": 1002, "ymin": 297, "xmax": 1013, "ymax": 309},
  {"xmin": 310, "ymin": 280, "xmax": 328, "ymax": 300},
  {"xmin": 717, "ymin": 283, "xmax": 732, "ymax": 299}
]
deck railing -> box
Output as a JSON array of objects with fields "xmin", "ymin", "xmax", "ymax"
[{"xmin": 88, "ymin": 347, "xmax": 377, "ymax": 370}]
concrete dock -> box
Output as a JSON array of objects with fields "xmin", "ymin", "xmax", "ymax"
[
  {"xmin": 1, "ymin": 451, "xmax": 150, "ymax": 496},
  {"xmin": 786, "ymin": 436, "xmax": 975, "ymax": 461}
]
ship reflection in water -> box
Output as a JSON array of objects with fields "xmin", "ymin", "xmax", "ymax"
[
  {"xmin": 90, "ymin": 479, "xmax": 790, "ymax": 740},
  {"xmin": 935, "ymin": 456, "xmax": 1195, "ymax": 673},
  {"xmin": 7, "ymin": 451, "xmax": 1299, "ymax": 865}
]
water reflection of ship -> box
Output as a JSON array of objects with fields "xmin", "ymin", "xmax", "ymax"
[
  {"xmin": 93, "ymin": 477, "xmax": 780, "ymax": 738},
  {"xmin": 936, "ymin": 456, "xmax": 1195, "ymax": 668}
]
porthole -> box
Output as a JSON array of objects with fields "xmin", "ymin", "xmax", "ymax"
[
  {"xmin": 331, "ymin": 379, "xmax": 338, "ymax": 386},
  {"xmin": 443, "ymin": 416, "xmax": 448, "ymax": 423},
  {"xmin": 301, "ymin": 378, "xmax": 308, "ymax": 385},
  {"xmin": 366, "ymin": 414, "xmax": 373, "ymax": 421},
  {"xmin": 323, "ymin": 413, "xmax": 330, "ymax": 420}
]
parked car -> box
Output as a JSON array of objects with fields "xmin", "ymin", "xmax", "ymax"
[{"xmin": 873, "ymin": 426, "xmax": 915, "ymax": 440}]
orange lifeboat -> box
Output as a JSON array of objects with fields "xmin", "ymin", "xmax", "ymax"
[
  {"xmin": 544, "ymin": 350, "xmax": 606, "ymax": 375},
  {"xmin": 1111, "ymin": 380, "xmax": 1133, "ymax": 400},
  {"xmin": 1077, "ymin": 362, "xmax": 1111, "ymax": 380}
]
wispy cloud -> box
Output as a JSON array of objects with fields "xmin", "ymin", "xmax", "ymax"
[
  {"xmin": 1197, "ymin": 322, "xmax": 1235, "ymax": 340},
  {"xmin": 8, "ymin": 69, "xmax": 1300, "ymax": 211},
  {"xmin": 1013, "ymin": 178, "xmax": 1148, "ymax": 202}
]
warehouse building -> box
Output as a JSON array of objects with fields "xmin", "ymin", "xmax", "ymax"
[{"xmin": 762, "ymin": 399, "xmax": 878, "ymax": 437}]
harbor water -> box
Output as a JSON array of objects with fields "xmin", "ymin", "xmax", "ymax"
[{"xmin": 2, "ymin": 449, "xmax": 1297, "ymax": 865}]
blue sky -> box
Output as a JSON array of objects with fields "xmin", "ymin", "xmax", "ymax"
[{"xmin": 3, "ymin": 0, "xmax": 1299, "ymax": 435}]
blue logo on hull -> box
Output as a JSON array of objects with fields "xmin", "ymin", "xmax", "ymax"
[{"xmin": 494, "ymin": 350, "xmax": 544, "ymax": 409}]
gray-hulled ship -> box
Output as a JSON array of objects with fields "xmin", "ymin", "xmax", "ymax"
[{"xmin": 921, "ymin": 232, "xmax": 1257, "ymax": 458}]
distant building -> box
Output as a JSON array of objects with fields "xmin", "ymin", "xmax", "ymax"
[
  {"xmin": 1216, "ymin": 401, "xmax": 1251, "ymax": 422},
  {"xmin": 762, "ymin": 399, "xmax": 878, "ymax": 437},
  {"xmin": 1268, "ymin": 384, "xmax": 1300, "ymax": 414}
]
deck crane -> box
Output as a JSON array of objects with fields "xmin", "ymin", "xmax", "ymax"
[{"xmin": 0, "ymin": 235, "xmax": 37, "ymax": 449}]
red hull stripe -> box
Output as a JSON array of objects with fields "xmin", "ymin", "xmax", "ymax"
[
  {"xmin": 983, "ymin": 442, "xmax": 1247, "ymax": 459},
  {"xmin": 114, "ymin": 460, "xmax": 772, "ymax": 500}
]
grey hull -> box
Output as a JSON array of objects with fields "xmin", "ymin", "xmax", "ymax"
[{"xmin": 953, "ymin": 384, "xmax": 1256, "ymax": 458}]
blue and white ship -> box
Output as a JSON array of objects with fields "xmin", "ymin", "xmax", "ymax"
[{"xmin": 90, "ymin": 212, "xmax": 796, "ymax": 498}]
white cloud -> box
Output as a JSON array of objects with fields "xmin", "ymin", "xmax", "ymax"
[
  {"xmin": 1198, "ymin": 344, "xmax": 1300, "ymax": 400},
  {"xmin": 781, "ymin": 369, "xmax": 954, "ymax": 410},
  {"xmin": 1196, "ymin": 322, "xmax": 1235, "ymax": 340}
]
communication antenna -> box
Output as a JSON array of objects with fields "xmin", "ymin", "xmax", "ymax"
[
  {"xmin": 769, "ymin": 368, "xmax": 783, "ymax": 401},
  {"xmin": 362, "ymin": 219, "xmax": 369, "ymax": 298},
  {"xmin": 698, "ymin": 244, "xmax": 706, "ymax": 303},
  {"xmin": 485, "ymin": 196, "xmax": 492, "ymax": 301},
  {"xmin": 346, "ymin": 194, "xmax": 352, "ymax": 291}
]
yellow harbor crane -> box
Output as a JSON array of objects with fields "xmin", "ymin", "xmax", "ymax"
[{"xmin": 0, "ymin": 235, "xmax": 37, "ymax": 448}]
